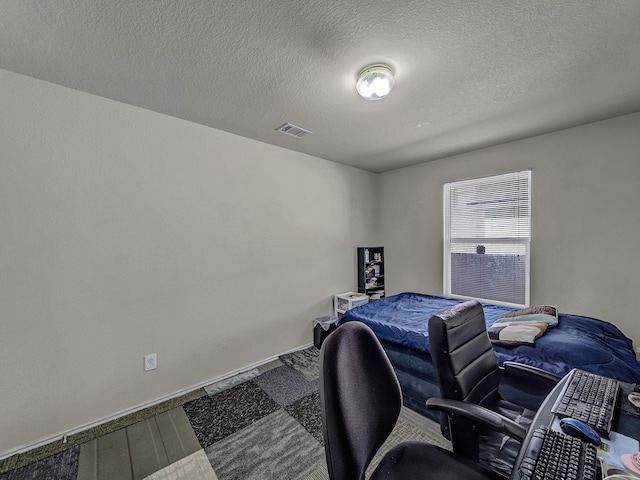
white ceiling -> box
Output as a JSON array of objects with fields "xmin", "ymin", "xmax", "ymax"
[{"xmin": 2, "ymin": 1, "xmax": 640, "ymax": 173}]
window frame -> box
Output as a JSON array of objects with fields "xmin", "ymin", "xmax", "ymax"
[{"xmin": 443, "ymin": 170, "xmax": 531, "ymax": 308}]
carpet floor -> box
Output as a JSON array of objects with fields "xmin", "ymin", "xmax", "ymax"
[{"xmin": 0, "ymin": 346, "xmax": 449, "ymax": 480}]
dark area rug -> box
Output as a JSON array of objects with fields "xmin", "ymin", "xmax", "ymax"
[
  {"xmin": 0, "ymin": 447, "xmax": 80, "ymax": 480},
  {"xmin": 185, "ymin": 347, "xmax": 325, "ymax": 479}
]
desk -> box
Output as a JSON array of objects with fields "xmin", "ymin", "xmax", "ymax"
[{"xmin": 511, "ymin": 372, "xmax": 640, "ymax": 480}]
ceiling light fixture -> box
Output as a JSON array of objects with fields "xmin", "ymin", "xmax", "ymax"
[{"xmin": 356, "ymin": 64, "xmax": 395, "ymax": 101}]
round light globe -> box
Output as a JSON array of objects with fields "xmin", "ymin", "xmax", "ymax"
[{"xmin": 356, "ymin": 64, "xmax": 395, "ymax": 101}]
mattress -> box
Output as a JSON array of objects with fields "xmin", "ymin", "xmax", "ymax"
[{"xmin": 339, "ymin": 292, "xmax": 640, "ymax": 383}]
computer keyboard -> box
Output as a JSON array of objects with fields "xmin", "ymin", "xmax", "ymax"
[
  {"xmin": 551, "ymin": 369, "xmax": 619, "ymax": 435},
  {"xmin": 517, "ymin": 427, "xmax": 598, "ymax": 480}
]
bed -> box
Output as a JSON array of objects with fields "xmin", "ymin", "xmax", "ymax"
[{"xmin": 338, "ymin": 292, "xmax": 640, "ymax": 419}]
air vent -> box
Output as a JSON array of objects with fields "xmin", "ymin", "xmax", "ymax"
[{"xmin": 276, "ymin": 123, "xmax": 312, "ymax": 138}]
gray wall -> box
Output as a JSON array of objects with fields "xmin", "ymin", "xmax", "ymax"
[
  {"xmin": 379, "ymin": 112, "xmax": 640, "ymax": 346},
  {"xmin": 0, "ymin": 69, "xmax": 379, "ymax": 456},
  {"xmin": 2, "ymin": 65, "xmax": 639, "ymax": 458}
]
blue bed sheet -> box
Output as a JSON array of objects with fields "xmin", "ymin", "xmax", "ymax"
[{"xmin": 339, "ymin": 292, "xmax": 640, "ymax": 383}]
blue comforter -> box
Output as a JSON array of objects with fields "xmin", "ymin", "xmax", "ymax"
[{"xmin": 339, "ymin": 292, "xmax": 640, "ymax": 383}]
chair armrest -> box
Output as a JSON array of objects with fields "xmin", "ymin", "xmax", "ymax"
[
  {"xmin": 426, "ymin": 397, "xmax": 527, "ymax": 441},
  {"xmin": 499, "ymin": 362, "xmax": 561, "ymax": 410},
  {"xmin": 502, "ymin": 361, "xmax": 561, "ymax": 385}
]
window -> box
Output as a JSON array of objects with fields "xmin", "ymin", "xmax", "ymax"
[{"xmin": 443, "ymin": 170, "xmax": 531, "ymax": 307}]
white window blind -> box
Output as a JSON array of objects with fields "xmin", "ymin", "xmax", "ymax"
[{"xmin": 443, "ymin": 170, "xmax": 531, "ymax": 307}]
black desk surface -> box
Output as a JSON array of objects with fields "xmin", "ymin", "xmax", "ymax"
[{"xmin": 510, "ymin": 373, "xmax": 640, "ymax": 480}]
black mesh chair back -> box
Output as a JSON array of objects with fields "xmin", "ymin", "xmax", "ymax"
[
  {"xmin": 320, "ymin": 321, "xmax": 402, "ymax": 479},
  {"xmin": 320, "ymin": 320, "xmax": 495, "ymax": 480}
]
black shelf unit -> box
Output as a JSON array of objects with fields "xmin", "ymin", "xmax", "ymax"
[{"xmin": 357, "ymin": 246, "xmax": 385, "ymax": 301}]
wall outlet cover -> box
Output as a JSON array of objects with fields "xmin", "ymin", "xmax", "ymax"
[{"xmin": 144, "ymin": 353, "xmax": 157, "ymax": 372}]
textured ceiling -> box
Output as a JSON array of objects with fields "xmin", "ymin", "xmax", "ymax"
[{"xmin": 2, "ymin": 0, "xmax": 640, "ymax": 172}]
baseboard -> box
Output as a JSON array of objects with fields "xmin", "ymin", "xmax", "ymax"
[{"xmin": 0, "ymin": 343, "xmax": 314, "ymax": 462}]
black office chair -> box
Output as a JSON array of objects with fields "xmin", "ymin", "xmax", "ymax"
[
  {"xmin": 427, "ymin": 300, "xmax": 560, "ymax": 479},
  {"xmin": 320, "ymin": 321, "xmax": 497, "ymax": 480}
]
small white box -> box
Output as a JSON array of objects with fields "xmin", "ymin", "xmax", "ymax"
[{"xmin": 334, "ymin": 292, "xmax": 369, "ymax": 316}]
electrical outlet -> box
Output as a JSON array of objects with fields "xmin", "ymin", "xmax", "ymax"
[{"xmin": 144, "ymin": 353, "xmax": 157, "ymax": 372}]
